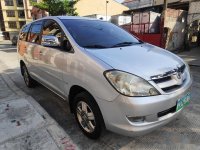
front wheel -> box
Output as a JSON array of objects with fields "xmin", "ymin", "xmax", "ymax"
[{"xmin": 73, "ymin": 92, "xmax": 103, "ymax": 139}]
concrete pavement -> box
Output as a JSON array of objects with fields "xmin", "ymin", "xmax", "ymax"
[
  {"xmin": 178, "ymin": 47, "xmax": 200, "ymax": 67},
  {"xmin": 0, "ymin": 40, "xmax": 16, "ymax": 49},
  {"xmin": 0, "ymin": 57, "xmax": 78, "ymax": 149}
]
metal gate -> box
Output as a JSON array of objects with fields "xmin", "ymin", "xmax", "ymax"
[{"xmin": 121, "ymin": 24, "xmax": 162, "ymax": 48}]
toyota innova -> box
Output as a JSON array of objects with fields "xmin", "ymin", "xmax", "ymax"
[{"xmin": 17, "ymin": 16, "xmax": 192, "ymax": 139}]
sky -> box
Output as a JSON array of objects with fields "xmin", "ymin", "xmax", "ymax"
[{"xmin": 116, "ymin": 0, "xmax": 124, "ymax": 3}]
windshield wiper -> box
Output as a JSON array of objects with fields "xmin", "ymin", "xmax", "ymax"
[
  {"xmin": 84, "ymin": 45, "xmax": 108, "ymax": 49},
  {"xmin": 111, "ymin": 41, "xmax": 142, "ymax": 48}
]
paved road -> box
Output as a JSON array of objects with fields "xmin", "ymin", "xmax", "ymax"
[
  {"xmin": 178, "ymin": 47, "xmax": 200, "ymax": 66},
  {"xmin": 0, "ymin": 40, "xmax": 16, "ymax": 49},
  {"xmin": 1, "ymin": 45, "xmax": 200, "ymax": 149}
]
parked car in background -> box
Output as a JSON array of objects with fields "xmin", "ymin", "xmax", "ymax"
[
  {"xmin": 17, "ymin": 16, "xmax": 192, "ymax": 139},
  {"xmin": 11, "ymin": 35, "xmax": 18, "ymax": 45}
]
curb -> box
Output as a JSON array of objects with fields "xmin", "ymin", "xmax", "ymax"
[
  {"xmin": 189, "ymin": 64, "xmax": 200, "ymax": 68},
  {"xmin": 0, "ymin": 62, "xmax": 79, "ymax": 150}
]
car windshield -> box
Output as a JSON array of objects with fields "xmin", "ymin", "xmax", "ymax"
[{"xmin": 61, "ymin": 19, "xmax": 141, "ymax": 49}]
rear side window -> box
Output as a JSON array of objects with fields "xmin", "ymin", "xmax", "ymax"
[
  {"xmin": 19, "ymin": 24, "xmax": 31, "ymax": 41},
  {"xmin": 27, "ymin": 20, "xmax": 43, "ymax": 44}
]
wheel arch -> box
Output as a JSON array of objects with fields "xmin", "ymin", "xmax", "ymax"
[
  {"xmin": 69, "ymin": 86, "xmax": 103, "ymax": 116},
  {"xmin": 69, "ymin": 85, "xmax": 90, "ymax": 113},
  {"xmin": 68, "ymin": 85, "xmax": 105, "ymax": 127}
]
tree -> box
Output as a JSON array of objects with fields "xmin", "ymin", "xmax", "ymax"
[
  {"xmin": 63, "ymin": 0, "xmax": 78, "ymax": 16},
  {"xmin": 31, "ymin": 0, "xmax": 78, "ymax": 16}
]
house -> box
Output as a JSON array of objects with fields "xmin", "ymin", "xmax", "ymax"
[
  {"xmin": 75, "ymin": 0, "xmax": 129, "ymax": 17},
  {"xmin": 121, "ymin": 0, "xmax": 191, "ymax": 51},
  {"xmin": 122, "ymin": 0, "xmax": 190, "ymax": 12}
]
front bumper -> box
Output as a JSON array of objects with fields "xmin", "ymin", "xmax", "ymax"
[{"xmin": 96, "ymin": 76, "xmax": 192, "ymax": 137}]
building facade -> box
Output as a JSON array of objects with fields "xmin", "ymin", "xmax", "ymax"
[{"xmin": 0, "ymin": 0, "xmax": 36, "ymax": 40}]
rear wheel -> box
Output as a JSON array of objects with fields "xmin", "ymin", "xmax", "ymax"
[
  {"xmin": 73, "ymin": 92, "xmax": 103, "ymax": 139},
  {"xmin": 22, "ymin": 65, "xmax": 36, "ymax": 88}
]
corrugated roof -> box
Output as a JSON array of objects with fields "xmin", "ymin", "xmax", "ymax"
[{"xmin": 122, "ymin": 0, "xmax": 135, "ymax": 3}]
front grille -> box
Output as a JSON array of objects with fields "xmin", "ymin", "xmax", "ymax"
[
  {"xmin": 151, "ymin": 64, "xmax": 187, "ymax": 93},
  {"xmin": 157, "ymin": 105, "xmax": 176, "ymax": 118},
  {"xmin": 153, "ymin": 76, "xmax": 171, "ymax": 84}
]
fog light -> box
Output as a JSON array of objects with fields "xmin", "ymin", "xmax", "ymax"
[{"xmin": 127, "ymin": 116, "xmax": 145, "ymax": 123}]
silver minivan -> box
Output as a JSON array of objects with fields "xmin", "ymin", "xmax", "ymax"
[{"xmin": 17, "ymin": 16, "xmax": 192, "ymax": 139}]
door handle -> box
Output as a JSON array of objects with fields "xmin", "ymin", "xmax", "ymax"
[{"xmin": 39, "ymin": 51, "xmax": 43, "ymax": 55}]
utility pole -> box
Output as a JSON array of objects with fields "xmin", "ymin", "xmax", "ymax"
[
  {"xmin": 163, "ymin": 0, "xmax": 167, "ymax": 14},
  {"xmin": 162, "ymin": 0, "xmax": 168, "ymax": 25},
  {"xmin": 106, "ymin": 0, "xmax": 109, "ymax": 21}
]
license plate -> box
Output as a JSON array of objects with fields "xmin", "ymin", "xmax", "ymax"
[{"xmin": 176, "ymin": 93, "xmax": 191, "ymax": 112}]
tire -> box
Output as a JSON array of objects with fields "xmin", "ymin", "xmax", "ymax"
[
  {"xmin": 22, "ymin": 64, "xmax": 36, "ymax": 88},
  {"xmin": 73, "ymin": 92, "xmax": 103, "ymax": 139}
]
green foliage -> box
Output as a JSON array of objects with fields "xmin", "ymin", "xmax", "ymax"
[
  {"xmin": 63, "ymin": 0, "xmax": 79, "ymax": 16},
  {"xmin": 31, "ymin": 0, "xmax": 78, "ymax": 16}
]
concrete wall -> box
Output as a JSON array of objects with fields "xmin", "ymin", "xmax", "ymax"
[
  {"xmin": 187, "ymin": 1, "xmax": 200, "ymax": 25},
  {"xmin": 164, "ymin": 8, "xmax": 187, "ymax": 51},
  {"xmin": 186, "ymin": 1, "xmax": 200, "ymax": 47},
  {"xmin": 75, "ymin": 0, "xmax": 129, "ymax": 17}
]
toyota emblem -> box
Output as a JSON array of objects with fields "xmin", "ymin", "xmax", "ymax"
[{"xmin": 177, "ymin": 72, "xmax": 182, "ymax": 79}]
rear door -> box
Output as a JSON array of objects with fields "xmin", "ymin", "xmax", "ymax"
[
  {"xmin": 26, "ymin": 20, "xmax": 43, "ymax": 77},
  {"xmin": 18, "ymin": 23, "xmax": 32, "ymax": 68}
]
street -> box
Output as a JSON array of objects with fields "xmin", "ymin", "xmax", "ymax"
[{"xmin": 1, "ymin": 42, "xmax": 200, "ymax": 149}]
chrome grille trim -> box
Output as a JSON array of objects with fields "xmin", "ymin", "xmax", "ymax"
[{"xmin": 151, "ymin": 64, "xmax": 186, "ymax": 93}]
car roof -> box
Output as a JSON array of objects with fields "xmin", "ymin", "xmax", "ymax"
[
  {"xmin": 57, "ymin": 16, "xmax": 100, "ymax": 20},
  {"xmin": 31, "ymin": 16, "xmax": 102, "ymax": 23},
  {"xmin": 21, "ymin": 16, "xmax": 104, "ymax": 30}
]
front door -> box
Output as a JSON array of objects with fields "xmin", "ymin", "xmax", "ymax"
[{"xmin": 37, "ymin": 19, "xmax": 66, "ymax": 96}]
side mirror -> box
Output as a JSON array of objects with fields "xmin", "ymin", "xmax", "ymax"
[{"xmin": 41, "ymin": 35, "xmax": 60, "ymax": 47}]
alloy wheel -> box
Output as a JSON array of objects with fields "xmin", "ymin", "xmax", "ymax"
[{"xmin": 76, "ymin": 101, "xmax": 96, "ymax": 133}]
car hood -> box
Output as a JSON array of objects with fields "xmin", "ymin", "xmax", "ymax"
[{"xmin": 86, "ymin": 44, "xmax": 184, "ymax": 80}]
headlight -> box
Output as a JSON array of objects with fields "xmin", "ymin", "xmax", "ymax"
[{"xmin": 104, "ymin": 70, "xmax": 160, "ymax": 97}]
